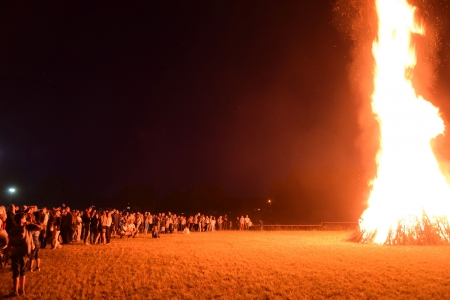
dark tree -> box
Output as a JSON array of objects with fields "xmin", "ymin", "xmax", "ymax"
[{"xmin": 36, "ymin": 175, "xmax": 73, "ymax": 208}]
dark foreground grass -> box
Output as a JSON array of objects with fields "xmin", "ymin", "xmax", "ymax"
[{"xmin": 1, "ymin": 231, "xmax": 449, "ymax": 299}]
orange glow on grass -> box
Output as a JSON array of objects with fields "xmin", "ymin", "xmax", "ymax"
[{"xmin": 358, "ymin": 0, "xmax": 450, "ymax": 244}]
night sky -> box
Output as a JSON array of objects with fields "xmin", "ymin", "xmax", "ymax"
[{"xmin": 1, "ymin": 1, "xmax": 449, "ymax": 210}]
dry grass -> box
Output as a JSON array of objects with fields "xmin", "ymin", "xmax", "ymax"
[{"xmin": 1, "ymin": 231, "xmax": 450, "ymax": 299}]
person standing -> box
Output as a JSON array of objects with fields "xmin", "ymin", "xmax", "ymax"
[
  {"xmin": 60, "ymin": 209, "xmax": 67, "ymax": 244},
  {"xmin": 6, "ymin": 204, "xmax": 16, "ymax": 233},
  {"xmin": 239, "ymin": 216, "xmax": 245, "ymax": 231},
  {"xmin": 181, "ymin": 216, "xmax": 186, "ymax": 231},
  {"xmin": 223, "ymin": 215, "xmax": 228, "ymax": 230},
  {"xmin": 97, "ymin": 211, "xmax": 107, "ymax": 245},
  {"xmin": 75, "ymin": 211, "xmax": 82, "ymax": 242},
  {"xmin": 143, "ymin": 212, "xmax": 149, "ymax": 234},
  {"xmin": 206, "ymin": 216, "xmax": 211, "ymax": 231},
  {"xmin": 25, "ymin": 206, "xmax": 37, "ymax": 223},
  {"xmin": 244, "ymin": 215, "xmax": 250, "ymax": 230},
  {"xmin": 36, "ymin": 207, "xmax": 49, "ymax": 248},
  {"xmin": 148, "ymin": 213, "xmax": 153, "ymax": 233},
  {"xmin": 192, "ymin": 215, "xmax": 196, "ymax": 232},
  {"xmin": 90, "ymin": 210, "xmax": 99, "ymax": 244},
  {"xmin": 217, "ymin": 216, "xmax": 223, "ymax": 231},
  {"xmin": 51, "ymin": 209, "xmax": 62, "ymax": 250},
  {"xmin": 0, "ymin": 215, "xmax": 7, "ymax": 248},
  {"xmin": 0, "ymin": 206, "xmax": 5, "ymax": 227},
  {"xmin": 81, "ymin": 207, "xmax": 92, "ymax": 245},
  {"xmin": 173, "ymin": 214, "xmax": 179, "ymax": 233},
  {"xmin": 70, "ymin": 210, "xmax": 78, "ymax": 242},
  {"xmin": 29, "ymin": 223, "xmax": 42, "ymax": 271},
  {"xmin": 45, "ymin": 209, "xmax": 54, "ymax": 247},
  {"xmin": 211, "ymin": 216, "xmax": 216, "ymax": 232},
  {"xmin": 61, "ymin": 207, "xmax": 73, "ymax": 244},
  {"xmin": 112, "ymin": 210, "xmax": 120, "ymax": 237},
  {"xmin": 168, "ymin": 215, "xmax": 173, "ymax": 234},
  {"xmin": 7, "ymin": 213, "xmax": 41, "ymax": 295},
  {"xmin": 136, "ymin": 212, "xmax": 143, "ymax": 236},
  {"xmin": 165, "ymin": 216, "xmax": 171, "ymax": 234},
  {"xmin": 106, "ymin": 209, "xmax": 114, "ymax": 244}
]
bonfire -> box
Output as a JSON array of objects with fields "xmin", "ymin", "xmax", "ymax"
[{"xmin": 350, "ymin": 0, "xmax": 450, "ymax": 244}]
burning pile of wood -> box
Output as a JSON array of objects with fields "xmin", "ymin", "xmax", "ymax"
[{"xmin": 348, "ymin": 211, "xmax": 450, "ymax": 245}]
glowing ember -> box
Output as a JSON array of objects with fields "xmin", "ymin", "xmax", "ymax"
[{"xmin": 357, "ymin": 0, "xmax": 450, "ymax": 244}]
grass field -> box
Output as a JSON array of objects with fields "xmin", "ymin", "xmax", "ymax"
[{"xmin": 1, "ymin": 231, "xmax": 449, "ymax": 299}]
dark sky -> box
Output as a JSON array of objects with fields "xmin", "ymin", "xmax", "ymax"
[{"xmin": 0, "ymin": 0, "xmax": 413, "ymax": 199}]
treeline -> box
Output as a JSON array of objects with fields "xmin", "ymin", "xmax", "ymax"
[
  {"xmin": 0, "ymin": 167, "xmax": 268, "ymax": 217},
  {"xmin": 268, "ymin": 168, "xmax": 368, "ymax": 223},
  {"xmin": 0, "ymin": 161, "xmax": 368, "ymax": 223}
]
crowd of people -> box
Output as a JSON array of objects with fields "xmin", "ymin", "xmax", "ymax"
[{"xmin": 0, "ymin": 203, "xmax": 257, "ymax": 295}]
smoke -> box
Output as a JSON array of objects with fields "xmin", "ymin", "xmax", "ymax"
[
  {"xmin": 412, "ymin": 0, "xmax": 450, "ymax": 180},
  {"xmin": 410, "ymin": 0, "xmax": 445, "ymax": 100},
  {"xmin": 332, "ymin": 0, "xmax": 379, "ymax": 200},
  {"xmin": 332, "ymin": 0, "xmax": 450, "ymax": 196}
]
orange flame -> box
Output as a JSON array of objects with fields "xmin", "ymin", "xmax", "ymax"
[{"xmin": 359, "ymin": 0, "xmax": 450, "ymax": 244}]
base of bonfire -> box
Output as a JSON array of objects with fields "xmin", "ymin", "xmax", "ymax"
[{"xmin": 347, "ymin": 212, "xmax": 450, "ymax": 245}]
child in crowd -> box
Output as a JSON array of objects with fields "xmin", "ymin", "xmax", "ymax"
[
  {"xmin": 120, "ymin": 220, "xmax": 136, "ymax": 238},
  {"xmin": 152, "ymin": 225, "xmax": 160, "ymax": 238}
]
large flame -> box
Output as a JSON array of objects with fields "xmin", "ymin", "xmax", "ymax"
[{"xmin": 358, "ymin": 0, "xmax": 450, "ymax": 244}]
